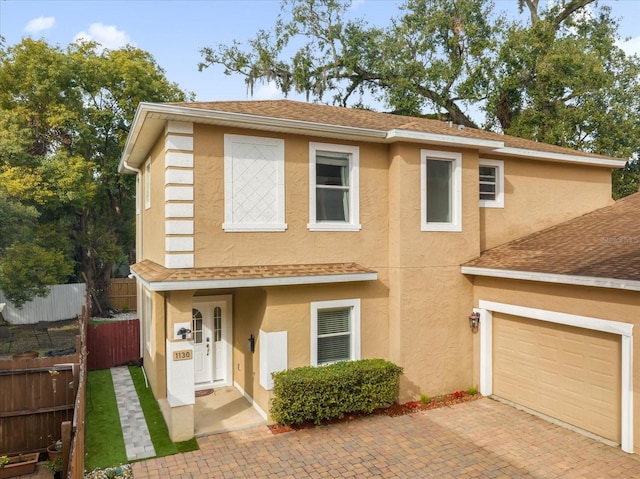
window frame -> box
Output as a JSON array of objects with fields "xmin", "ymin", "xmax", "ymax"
[
  {"xmin": 479, "ymin": 158, "xmax": 504, "ymax": 208},
  {"xmin": 144, "ymin": 158, "xmax": 151, "ymax": 210},
  {"xmin": 310, "ymin": 298, "xmax": 361, "ymax": 366},
  {"xmin": 421, "ymin": 149, "xmax": 462, "ymax": 232},
  {"xmin": 308, "ymin": 142, "xmax": 361, "ymax": 231}
]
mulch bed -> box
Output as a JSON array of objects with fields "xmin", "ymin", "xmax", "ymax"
[{"xmin": 268, "ymin": 390, "xmax": 481, "ymax": 434}]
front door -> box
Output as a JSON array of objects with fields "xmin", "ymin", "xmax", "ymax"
[{"xmin": 192, "ymin": 296, "xmax": 232, "ymax": 388}]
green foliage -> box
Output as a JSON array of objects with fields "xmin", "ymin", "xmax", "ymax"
[
  {"xmin": 202, "ymin": 0, "xmax": 640, "ymax": 186},
  {"xmin": 612, "ymin": 160, "xmax": 640, "ymax": 200},
  {"xmin": 420, "ymin": 393, "xmax": 431, "ymax": 404},
  {"xmin": 467, "ymin": 386, "xmax": 478, "ymax": 396},
  {"xmin": 270, "ymin": 359, "xmax": 403, "ymax": 426},
  {"xmin": 0, "ymin": 38, "xmax": 189, "ymax": 309}
]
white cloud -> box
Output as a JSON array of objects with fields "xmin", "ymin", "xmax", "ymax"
[
  {"xmin": 253, "ymin": 81, "xmax": 285, "ymax": 100},
  {"xmin": 617, "ymin": 36, "xmax": 640, "ymax": 57},
  {"xmin": 73, "ymin": 23, "xmax": 131, "ymax": 51},
  {"xmin": 350, "ymin": 0, "xmax": 366, "ymax": 10},
  {"xmin": 25, "ymin": 16, "xmax": 55, "ymax": 34}
]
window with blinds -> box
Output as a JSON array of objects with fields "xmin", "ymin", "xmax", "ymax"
[
  {"xmin": 316, "ymin": 307, "xmax": 351, "ymax": 364},
  {"xmin": 479, "ymin": 159, "xmax": 504, "ymax": 208}
]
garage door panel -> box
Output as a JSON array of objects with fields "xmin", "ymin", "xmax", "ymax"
[{"xmin": 493, "ymin": 313, "xmax": 621, "ymax": 443}]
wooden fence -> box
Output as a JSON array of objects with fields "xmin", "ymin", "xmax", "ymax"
[
  {"xmin": 67, "ymin": 306, "xmax": 87, "ymax": 479},
  {"xmin": 87, "ymin": 319, "xmax": 140, "ymax": 370},
  {"xmin": 0, "ymin": 354, "xmax": 79, "ymax": 455},
  {"xmin": 107, "ymin": 278, "xmax": 137, "ymax": 311}
]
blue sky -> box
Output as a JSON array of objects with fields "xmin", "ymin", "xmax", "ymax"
[{"xmin": 1, "ymin": 0, "xmax": 638, "ymax": 107}]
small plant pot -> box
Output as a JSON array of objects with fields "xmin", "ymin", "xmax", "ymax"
[
  {"xmin": 47, "ymin": 443, "xmax": 61, "ymax": 462},
  {"xmin": 0, "ymin": 453, "xmax": 39, "ymax": 479}
]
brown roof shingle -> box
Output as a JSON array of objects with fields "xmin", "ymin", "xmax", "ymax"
[
  {"xmin": 464, "ymin": 192, "xmax": 640, "ymax": 282},
  {"xmin": 171, "ymin": 100, "xmax": 621, "ymax": 162}
]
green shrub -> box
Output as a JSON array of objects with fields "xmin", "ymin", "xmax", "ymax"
[
  {"xmin": 270, "ymin": 359, "xmax": 403, "ymax": 426},
  {"xmin": 467, "ymin": 386, "xmax": 478, "ymax": 396},
  {"xmin": 420, "ymin": 394, "xmax": 430, "ymax": 404}
]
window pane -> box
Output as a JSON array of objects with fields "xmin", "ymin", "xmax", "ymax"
[
  {"xmin": 214, "ymin": 306, "xmax": 222, "ymax": 342},
  {"xmin": 317, "ymin": 308, "xmax": 350, "ymax": 335},
  {"xmin": 316, "ymin": 188, "xmax": 349, "ymax": 221},
  {"xmin": 318, "ymin": 335, "xmax": 350, "ymax": 364},
  {"xmin": 426, "ymin": 159, "xmax": 452, "ymax": 223},
  {"xmin": 316, "ymin": 155, "xmax": 349, "ymax": 186},
  {"xmin": 479, "ymin": 166, "xmax": 497, "ymax": 201}
]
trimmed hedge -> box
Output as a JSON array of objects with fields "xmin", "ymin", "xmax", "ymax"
[{"xmin": 270, "ymin": 358, "xmax": 403, "ymax": 426}]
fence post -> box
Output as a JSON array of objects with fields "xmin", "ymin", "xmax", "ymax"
[{"xmin": 61, "ymin": 420, "xmax": 72, "ymax": 479}]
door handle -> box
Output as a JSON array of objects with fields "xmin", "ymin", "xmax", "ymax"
[{"xmin": 206, "ymin": 337, "xmax": 210, "ymax": 356}]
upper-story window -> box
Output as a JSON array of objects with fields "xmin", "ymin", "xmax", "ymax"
[
  {"xmin": 479, "ymin": 159, "xmax": 504, "ymax": 208},
  {"xmin": 223, "ymin": 134, "xmax": 287, "ymax": 232},
  {"xmin": 308, "ymin": 142, "xmax": 361, "ymax": 231},
  {"xmin": 421, "ymin": 149, "xmax": 462, "ymax": 232},
  {"xmin": 144, "ymin": 159, "xmax": 151, "ymax": 210}
]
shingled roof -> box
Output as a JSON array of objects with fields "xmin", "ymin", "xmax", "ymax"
[{"xmin": 462, "ymin": 192, "xmax": 640, "ymax": 287}]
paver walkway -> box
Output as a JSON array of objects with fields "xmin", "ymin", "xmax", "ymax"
[
  {"xmin": 132, "ymin": 398, "xmax": 640, "ymax": 478},
  {"xmin": 111, "ymin": 366, "xmax": 156, "ymax": 461}
]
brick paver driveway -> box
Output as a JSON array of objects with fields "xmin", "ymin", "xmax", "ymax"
[{"xmin": 132, "ymin": 398, "xmax": 639, "ymax": 478}]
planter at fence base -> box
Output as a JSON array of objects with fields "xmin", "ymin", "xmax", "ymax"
[
  {"xmin": 0, "ymin": 452, "xmax": 39, "ymax": 479},
  {"xmin": 12, "ymin": 351, "xmax": 38, "ymax": 359}
]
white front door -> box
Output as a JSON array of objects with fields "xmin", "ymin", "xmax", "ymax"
[{"xmin": 192, "ymin": 296, "xmax": 232, "ymax": 388}]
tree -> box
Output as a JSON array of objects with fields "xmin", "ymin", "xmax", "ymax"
[
  {"xmin": 200, "ymin": 0, "xmax": 640, "ymax": 186},
  {"xmin": 0, "ymin": 38, "xmax": 189, "ymax": 311}
]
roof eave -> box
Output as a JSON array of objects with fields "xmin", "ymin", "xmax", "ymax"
[
  {"xmin": 461, "ymin": 266, "xmax": 640, "ymax": 291},
  {"xmin": 131, "ymin": 270, "xmax": 378, "ymax": 292},
  {"xmin": 385, "ymin": 128, "xmax": 504, "ymax": 150},
  {"xmin": 494, "ymin": 147, "xmax": 626, "ymax": 168}
]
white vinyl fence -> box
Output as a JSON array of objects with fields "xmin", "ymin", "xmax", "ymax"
[{"xmin": 0, "ymin": 283, "xmax": 86, "ymax": 325}]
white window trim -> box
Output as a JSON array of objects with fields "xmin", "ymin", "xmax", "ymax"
[
  {"xmin": 144, "ymin": 289, "xmax": 152, "ymax": 354},
  {"xmin": 144, "ymin": 158, "xmax": 151, "ymax": 210},
  {"xmin": 310, "ymin": 298, "xmax": 361, "ymax": 366},
  {"xmin": 308, "ymin": 142, "xmax": 361, "ymax": 231},
  {"xmin": 223, "ymin": 134, "xmax": 287, "ymax": 232},
  {"xmin": 479, "ymin": 158, "xmax": 504, "ymax": 208},
  {"xmin": 421, "ymin": 149, "xmax": 462, "ymax": 232}
]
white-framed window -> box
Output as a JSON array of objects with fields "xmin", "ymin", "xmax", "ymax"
[
  {"xmin": 421, "ymin": 149, "xmax": 462, "ymax": 232},
  {"xmin": 144, "ymin": 289, "xmax": 152, "ymax": 353},
  {"xmin": 479, "ymin": 159, "xmax": 504, "ymax": 208},
  {"xmin": 308, "ymin": 142, "xmax": 361, "ymax": 231},
  {"xmin": 223, "ymin": 134, "xmax": 286, "ymax": 232},
  {"xmin": 310, "ymin": 299, "xmax": 361, "ymax": 366},
  {"xmin": 144, "ymin": 159, "xmax": 151, "ymax": 210}
]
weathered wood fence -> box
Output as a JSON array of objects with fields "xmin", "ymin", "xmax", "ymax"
[
  {"xmin": 87, "ymin": 319, "xmax": 140, "ymax": 370},
  {"xmin": 107, "ymin": 278, "xmax": 137, "ymax": 311}
]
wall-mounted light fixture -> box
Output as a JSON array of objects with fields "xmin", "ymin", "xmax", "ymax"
[
  {"xmin": 248, "ymin": 334, "xmax": 255, "ymax": 353},
  {"xmin": 177, "ymin": 327, "xmax": 191, "ymax": 340},
  {"xmin": 468, "ymin": 312, "xmax": 480, "ymax": 332}
]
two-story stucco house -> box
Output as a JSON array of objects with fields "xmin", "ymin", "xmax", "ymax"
[{"xmin": 118, "ymin": 100, "xmax": 638, "ymax": 453}]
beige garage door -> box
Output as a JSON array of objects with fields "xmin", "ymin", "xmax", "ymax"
[{"xmin": 493, "ymin": 313, "xmax": 621, "ymax": 443}]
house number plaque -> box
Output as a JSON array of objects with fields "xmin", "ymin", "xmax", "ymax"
[{"xmin": 173, "ymin": 350, "xmax": 192, "ymax": 361}]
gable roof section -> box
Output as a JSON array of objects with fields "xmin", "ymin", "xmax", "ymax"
[
  {"xmin": 119, "ymin": 100, "xmax": 625, "ymax": 173},
  {"xmin": 462, "ymin": 192, "xmax": 640, "ymax": 290},
  {"xmin": 131, "ymin": 260, "xmax": 378, "ymax": 292}
]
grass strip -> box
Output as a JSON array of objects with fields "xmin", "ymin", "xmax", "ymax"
[
  {"xmin": 128, "ymin": 365, "xmax": 199, "ymax": 456},
  {"xmin": 84, "ymin": 369, "xmax": 128, "ymax": 470}
]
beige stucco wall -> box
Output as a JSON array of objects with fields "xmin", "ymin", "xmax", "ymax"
[
  {"xmin": 480, "ymin": 157, "xmax": 613, "ymax": 251},
  {"xmin": 142, "ymin": 290, "xmax": 167, "ymax": 399},
  {"xmin": 192, "ymin": 125, "xmax": 389, "ymax": 267},
  {"xmin": 140, "ymin": 139, "xmax": 165, "ymax": 264},
  {"xmin": 470, "ymin": 276, "xmax": 640, "ymax": 453}
]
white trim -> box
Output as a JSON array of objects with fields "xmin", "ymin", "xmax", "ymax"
[
  {"xmin": 461, "ymin": 266, "xmax": 640, "ymax": 292},
  {"xmin": 421, "ymin": 149, "xmax": 462, "ymax": 232},
  {"xmin": 133, "ymin": 271, "xmax": 378, "ymax": 292},
  {"xmin": 308, "ymin": 142, "xmax": 361, "ymax": 231},
  {"xmin": 223, "ymin": 134, "xmax": 287, "ymax": 232},
  {"xmin": 494, "ymin": 147, "xmax": 626, "ymax": 168},
  {"xmin": 166, "ymin": 121, "xmax": 193, "ymax": 134},
  {"xmin": 164, "ymin": 253, "xmax": 194, "ymax": 269},
  {"xmin": 234, "ymin": 381, "xmax": 268, "ymax": 420},
  {"xmin": 310, "ymin": 298, "xmax": 361, "ymax": 366},
  {"xmin": 165, "ymin": 237, "xmax": 194, "ymax": 252},
  {"xmin": 165, "ymin": 169, "xmax": 193, "ymax": 185},
  {"xmin": 165, "ymin": 134, "xmax": 193, "ymax": 151},
  {"xmin": 165, "ymin": 203, "xmax": 193, "ymax": 218},
  {"xmin": 165, "ymin": 186, "xmax": 194, "ymax": 201},
  {"xmin": 477, "ymin": 300, "xmax": 633, "ymax": 453},
  {"xmin": 165, "ymin": 152, "xmax": 194, "ymax": 168},
  {"xmin": 386, "ymin": 129, "xmax": 504, "ymax": 149},
  {"xmin": 165, "ymin": 220, "xmax": 194, "ymax": 235},
  {"xmin": 144, "ymin": 159, "xmax": 151, "ymax": 210},
  {"xmin": 144, "ymin": 289, "xmax": 152, "ymax": 354},
  {"xmin": 478, "ymin": 158, "xmax": 504, "ymax": 208}
]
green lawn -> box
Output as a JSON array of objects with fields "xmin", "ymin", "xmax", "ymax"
[{"xmin": 84, "ymin": 366, "xmax": 198, "ymax": 471}]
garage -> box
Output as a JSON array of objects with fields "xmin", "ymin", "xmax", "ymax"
[{"xmin": 493, "ymin": 312, "xmax": 621, "ymax": 443}]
